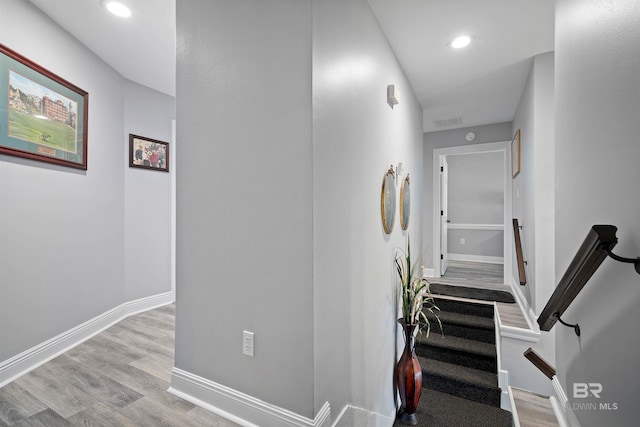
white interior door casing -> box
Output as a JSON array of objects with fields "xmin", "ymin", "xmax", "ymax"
[
  {"xmin": 440, "ymin": 156, "xmax": 449, "ymax": 275},
  {"xmin": 431, "ymin": 141, "xmax": 513, "ymax": 283}
]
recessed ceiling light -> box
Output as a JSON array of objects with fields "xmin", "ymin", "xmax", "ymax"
[
  {"xmin": 451, "ymin": 35, "xmax": 472, "ymax": 49},
  {"xmin": 103, "ymin": 1, "xmax": 131, "ymax": 18}
]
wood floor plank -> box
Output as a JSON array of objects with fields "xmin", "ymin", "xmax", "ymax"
[
  {"xmin": 115, "ymin": 396, "xmax": 211, "ymax": 427},
  {"xmin": 66, "ymin": 401, "xmax": 139, "ymax": 427},
  {"xmin": 47, "ymin": 354, "xmax": 144, "ymax": 408},
  {"xmin": 12, "ymin": 408, "xmax": 70, "ymax": 427},
  {"xmin": 0, "ymin": 304, "xmax": 240, "ymax": 426},
  {"xmin": 129, "ymin": 352, "xmax": 174, "ymax": 383},
  {"xmin": 185, "ymin": 405, "xmax": 244, "ymax": 426},
  {"xmin": 0, "ymin": 382, "xmax": 47, "ymax": 425},
  {"xmin": 14, "ymin": 361, "xmax": 94, "ymax": 418},
  {"xmin": 512, "ymin": 387, "xmax": 559, "ymax": 427}
]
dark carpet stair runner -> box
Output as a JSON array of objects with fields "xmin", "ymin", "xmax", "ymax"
[{"xmin": 394, "ymin": 297, "xmax": 513, "ymax": 426}]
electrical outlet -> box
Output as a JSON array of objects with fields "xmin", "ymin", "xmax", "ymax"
[
  {"xmin": 243, "ymin": 331, "xmax": 254, "ymax": 357},
  {"xmin": 460, "ymin": 238, "xmax": 466, "ymax": 245}
]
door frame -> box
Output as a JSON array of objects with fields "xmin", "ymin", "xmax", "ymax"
[
  {"xmin": 440, "ymin": 156, "xmax": 449, "ymax": 275},
  {"xmin": 431, "ymin": 141, "xmax": 513, "ymax": 284}
]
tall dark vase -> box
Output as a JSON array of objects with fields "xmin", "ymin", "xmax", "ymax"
[{"xmin": 396, "ymin": 319, "xmax": 422, "ymax": 425}]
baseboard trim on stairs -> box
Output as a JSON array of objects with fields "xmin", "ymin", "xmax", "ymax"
[
  {"xmin": 507, "ymin": 387, "xmax": 521, "ymax": 427},
  {"xmin": 0, "ymin": 291, "xmax": 174, "ymax": 388},
  {"xmin": 508, "ymin": 277, "xmax": 538, "ymax": 330},
  {"xmin": 551, "ymin": 375, "xmax": 570, "ymax": 427},
  {"xmin": 170, "ymin": 368, "xmax": 331, "ymax": 427},
  {"xmin": 496, "ymin": 301, "xmax": 540, "ymax": 342},
  {"xmin": 494, "ymin": 305, "xmax": 509, "ymax": 411},
  {"xmin": 499, "ymin": 369, "xmax": 511, "ymax": 410}
]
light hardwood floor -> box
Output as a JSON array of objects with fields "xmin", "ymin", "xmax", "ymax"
[
  {"xmin": 427, "ymin": 260, "xmax": 531, "ymax": 329},
  {"xmin": 511, "ymin": 387, "xmax": 559, "ymax": 427},
  {"xmin": 0, "ymin": 304, "xmax": 239, "ymax": 427}
]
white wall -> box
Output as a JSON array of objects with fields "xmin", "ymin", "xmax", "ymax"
[
  {"xmin": 175, "ymin": 0, "xmax": 315, "ymax": 420},
  {"xmin": 555, "ymin": 1, "xmax": 640, "ymax": 426},
  {"xmin": 0, "ymin": 0, "xmax": 174, "ymax": 368},
  {"xmin": 313, "ymin": 0, "xmax": 423, "ymax": 421},
  {"xmin": 124, "ymin": 81, "xmax": 175, "ymax": 301},
  {"xmin": 512, "ymin": 52, "xmax": 555, "ymax": 317},
  {"xmin": 506, "ymin": 51, "xmax": 557, "ymax": 397},
  {"xmin": 174, "ymin": 0, "xmax": 424, "ymax": 424}
]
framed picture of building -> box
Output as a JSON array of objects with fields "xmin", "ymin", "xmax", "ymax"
[
  {"xmin": 129, "ymin": 134, "xmax": 169, "ymax": 172},
  {"xmin": 0, "ymin": 44, "xmax": 88, "ymax": 170}
]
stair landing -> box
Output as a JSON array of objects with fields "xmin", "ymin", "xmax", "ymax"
[{"xmin": 511, "ymin": 387, "xmax": 559, "ymax": 427}]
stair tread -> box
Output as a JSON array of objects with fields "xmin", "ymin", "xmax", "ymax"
[
  {"xmin": 418, "ymin": 355, "xmax": 498, "ymax": 390},
  {"xmin": 432, "ymin": 297, "xmax": 495, "ymax": 318},
  {"xmin": 393, "ymin": 388, "xmax": 512, "ymax": 427},
  {"xmin": 427, "ymin": 310, "xmax": 495, "ymax": 330},
  {"xmin": 416, "ymin": 332, "xmax": 497, "ymax": 359}
]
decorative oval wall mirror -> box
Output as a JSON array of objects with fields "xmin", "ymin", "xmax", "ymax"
[
  {"xmin": 400, "ymin": 174, "xmax": 410, "ymax": 230},
  {"xmin": 381, "ymin": 166, "xmax": 396, "ymax": 234}
]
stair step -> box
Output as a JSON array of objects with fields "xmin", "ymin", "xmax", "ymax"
[
  {"xmin": 432, "ymin": 297, "xmax": 494, "ymax": 318},
  {"xmin": 419, "ymin": 356, "xmax": 502, "ymax": 407},
  {"xmin": 425, "ymin": 310, "xmax": 496, "ymax": 343},
  {"xmin": 393, "ymin": 388, "xmax": 512, "ymax": 427},
  {"xmin": 415, "ymin": 333, "xmax": 497, "ymax": 373}
]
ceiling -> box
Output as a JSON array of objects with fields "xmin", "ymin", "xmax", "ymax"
[{"xmin": 28, "ymin": 0, "xmax": 555, "ymax": 132}]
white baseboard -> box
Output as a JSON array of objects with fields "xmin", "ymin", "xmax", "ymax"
[
  {"xmin": 507, "ymin": 387, "xmax": 520, "ymax": 426},
  {"xmin": 447, "ymin": 254, "xmax": 504, "ymax": 264},
  {"xmin": 422, "ymin": 267, "xmax": 435, "ymax": 278},
  {"xmin": 170, "ymin": 368, "xmax": 331, "ymax": 427},
  {"xmin": 551, "ymin": 375, "xmax": 570, "ymax": 427},
  {"xmin": 500, "ymin": 371, "xmax": 511, "ymax": 411},
  {"xmin": 508, "ymin": 276, "xmax": 538, "ymax": 332},
  {"xmin": 0, "ymin": 291, "xmax": 173, "ymax": 388}
]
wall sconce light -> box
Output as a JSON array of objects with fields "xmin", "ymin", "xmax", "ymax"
[{"xmin": 387, "ymin": 85, "xmax": 399, "ymax": 109}]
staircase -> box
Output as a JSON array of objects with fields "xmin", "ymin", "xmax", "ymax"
[{"xmin": 394, "ymin": 297, "xmax": 513, "ymax": 426}]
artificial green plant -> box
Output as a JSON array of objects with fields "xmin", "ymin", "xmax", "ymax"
[{"xmin": 394, "ymin": 238, "xmax": 441, "ymax": 336}]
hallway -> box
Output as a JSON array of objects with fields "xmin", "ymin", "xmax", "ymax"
[{"xmin": 0, "ymin": 305, "xmax": 238, "ymax": 426}]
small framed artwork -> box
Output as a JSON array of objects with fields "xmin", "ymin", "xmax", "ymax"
[
  {"xmin": 129, "ymin": 134, "xmax": 169, "ymax": 172},
  {"xmin": 0, "ymin": 44, "xmax": 88, "ymax": 170},
  {"xmin": 511, "ymin": 129, "xmax": 521, "ymax": 178}
]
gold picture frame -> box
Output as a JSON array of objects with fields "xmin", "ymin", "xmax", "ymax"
[
  {"xmin": 400, "ymin": 174, "xmax": 410, "ymax": 230},
  {"xmin": 381, "ymin": 166, "xmax": 396, "ymax": 234},
  {"xmin": 511, "ymin": 129, "xmax": 521, "ymax": 178}
]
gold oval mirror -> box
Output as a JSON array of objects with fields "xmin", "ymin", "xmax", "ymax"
[
  {"xmin": 381, "ymin": 166, "xmax": 396, "ymax": 234},
  {"xmin": 400, "ymin": 174, "xmax": 410, "ymax": 230}
]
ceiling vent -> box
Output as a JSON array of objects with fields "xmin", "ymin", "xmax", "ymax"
[{"xmin": 433, "ymin": 117, "xmax": 462, "ymax": 128}]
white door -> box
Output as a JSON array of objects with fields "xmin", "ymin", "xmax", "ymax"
[{"xmin": 440, "ymin": 156, "xmax": 449, "ymax": 275}]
